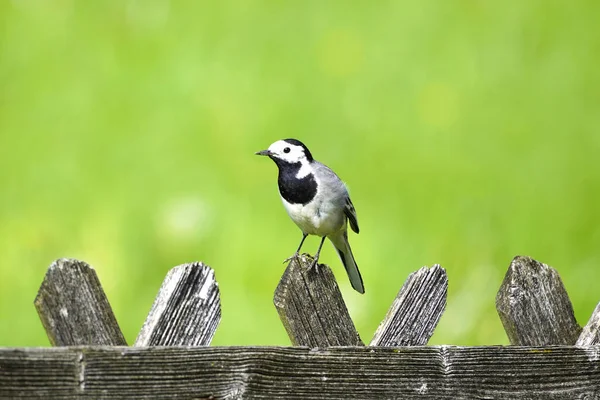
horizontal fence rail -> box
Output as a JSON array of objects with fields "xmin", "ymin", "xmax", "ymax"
[
  {"xmin": 2, "ymin": 346, "xmax": 600, "ymax": 399},
  {"xmin": 0, "ymin": 254, "xmax": 598, "ymax": 398}
]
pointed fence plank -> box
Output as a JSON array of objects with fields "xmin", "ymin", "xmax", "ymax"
[
  {"xmin": 577, "ymin": 302, "xmax": 600, "ymax": 345},
  {"xmin": 135, "ymin": 262, "xmax": 221, "ymax": 346},
  {"xmin": 2, "ymin": 346, "xmax": 600, "ymax": 399},
  {"xmin": 34, "ymin": 258, "xmax": 126, "ymax": 346},
  {"xmin": 496, "ymin": 256, "xmax": 582, "ymax": 345},
  {"xmin": 370, "ymin": 265, "xmax": 447, "ymax": 346},
  {"xmin": 273, "ymin": 254, "xmax": 363, "ymax": 347}
]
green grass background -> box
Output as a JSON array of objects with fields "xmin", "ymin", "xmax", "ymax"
[{"xmin": 1, "ymin": 1, "xmax": 599, "ymax": 347}]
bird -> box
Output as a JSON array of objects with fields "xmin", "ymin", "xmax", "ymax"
[{"xmin": 256, "ymin": 138, "xmax": 365, "ymax": 294}]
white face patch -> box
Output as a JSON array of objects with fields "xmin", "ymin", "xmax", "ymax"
[
  {"xmin": 267, "ymin": 140, "xmax": 309, "ymax": 165},
  {"xmin": 296, "ymin": 161, "xmax": 312, "ymax": 178}
]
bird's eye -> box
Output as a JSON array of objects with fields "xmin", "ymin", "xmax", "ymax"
[{"xmin": 283, "ymin": 147, "xmax": 291, "ymax": 153}]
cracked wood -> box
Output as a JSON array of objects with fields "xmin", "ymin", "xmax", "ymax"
[{"xmin": 135, "ymin": 262, "xmax": 221, "ymax": 346}]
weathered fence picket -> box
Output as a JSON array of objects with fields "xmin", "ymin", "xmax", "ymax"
[
  {"xmin": 370, "ymin": 264, "xmax": 447, "ymax": 346},
  {"xmin": 0, "ymin": 254, "xmax": 598, "ymax": 399},
  {"xmin": 495, "ymin": 256, "xmax": 582, "ymax": 345},
  {"xmin": 577, "ymin": 302, "xmax": 600, "ymax": 345},
  {"xmin": 273, "ymin": 254, "xmax": 363, "ymax": 346},
  {"xmin": 135, "ymin": 262, "xmax": 221, "ymax": 346},
  {"xmin": 34, "ymin": 258, "xmax": 126, "ymax": 346}
]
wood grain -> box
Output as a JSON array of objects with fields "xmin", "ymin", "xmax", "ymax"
[
  {"xmin": 135, "ymin": 262, "xmax": 221, "ymax": 346},
  {"xmin": 371, "ymin": 265, "xmax": 447, "ymax": 346},
  {"xmin": 1, "ymin": 346, "xmax": 599, "ymax": 399},
  {"xmin": 274, "ymin": 254, "xmax": 363, "ymax": 347},
  {"xmin": 34, "ymin": 258, "xmax": 126, "ymax": 346},
  {"xmin": 496, "ymin": 256, "xmax": 582, "ymax": 345},
  {"xmin": 577, "ymin": 302, "xmax": 600, "ymax": 346}
]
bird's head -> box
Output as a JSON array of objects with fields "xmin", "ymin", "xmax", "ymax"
[{"xmin": 255, "ymin": 139, "xmax": 314, "ymax": 165}]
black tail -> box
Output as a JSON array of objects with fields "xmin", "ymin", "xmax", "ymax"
[{"xmin": 330, "ymin": 232, "xmax": 365, "ymax": 294}]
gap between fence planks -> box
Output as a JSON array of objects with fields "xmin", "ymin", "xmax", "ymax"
[{"xmin": 1, "ymin": 346, "xmax": 600, "ymax": 400}]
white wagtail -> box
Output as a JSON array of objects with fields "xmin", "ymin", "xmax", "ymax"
[{"xmin": 256, "ymin": 138, "xmax": 365, "ymax": 294}]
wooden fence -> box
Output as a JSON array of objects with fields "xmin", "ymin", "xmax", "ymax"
[{"xmin": 1, "ymin": 255, "xmax": 599, "ymax": 399}]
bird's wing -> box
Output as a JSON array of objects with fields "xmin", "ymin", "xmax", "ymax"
[
  {"xmin": 313, "ymin": 161, "xmax": 360, "ymax": 234},
  {"xmin": 344, "ymin": 196, "xmax": 360, "ymax": 234}
]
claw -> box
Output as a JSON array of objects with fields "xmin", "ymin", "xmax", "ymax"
[
  {"xmin": 283, "ymin": 252, "xmax": 300, "ymax": 264},
  {"xmin": 309, "ymin": 256, "xmax": 320, "ymax": 270}
]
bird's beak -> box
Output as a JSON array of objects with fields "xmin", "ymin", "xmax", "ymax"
[{"xmin": 255, "ymin": 149, "xmax": 271, "ymax": 156}]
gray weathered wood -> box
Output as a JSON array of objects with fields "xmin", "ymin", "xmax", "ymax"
[
  {"xmin": 273, "ymin": 254, "xmax": 363, "ymax": 347},
  {"xmin": 34, "ymin": 258, "xmax": 126, "ymax": 346},
  {"xmin": 496, "ymin": 256, "xmax": 582, "ymax": 345},
  {"xmin": 1, "ymin": 346, "xmax": 600, "ymax": 399},
  {"xmin": 371, "ymin": 265, "xmax": 447, "ymax": 346},
  {"xmin": 135, "ymin": 262, "xmax": 221, "ymax": 346},
  {"xmin": 577, "ymin": 302, "xmax": 600, "ymax": 345}
]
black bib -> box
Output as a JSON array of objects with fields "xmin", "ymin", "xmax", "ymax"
[{"xmin": 276, "ymin": 161, "xmax": 318, "ymax": 205}]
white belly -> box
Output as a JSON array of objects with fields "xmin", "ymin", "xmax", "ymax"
[{"xmin": 282, "ymin": 195, "xmax": 345, "ymax": 237}]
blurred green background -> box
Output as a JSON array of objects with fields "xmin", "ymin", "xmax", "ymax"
[{"xmin": 1, "ymin": 1, "xmax": 599, "ymax": 347}]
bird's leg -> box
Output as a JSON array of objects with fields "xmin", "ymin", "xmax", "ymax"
[
  {"xmin": 283, "ymin": 233, "xmax": 308, "ymax": 263},
  {"xmin": 310, "ymin": 236, "xmax": 327, "ymax": 269},
  {"xmin": 295, "ymin": 233, "xmax": 309, "ymax": 254}
]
